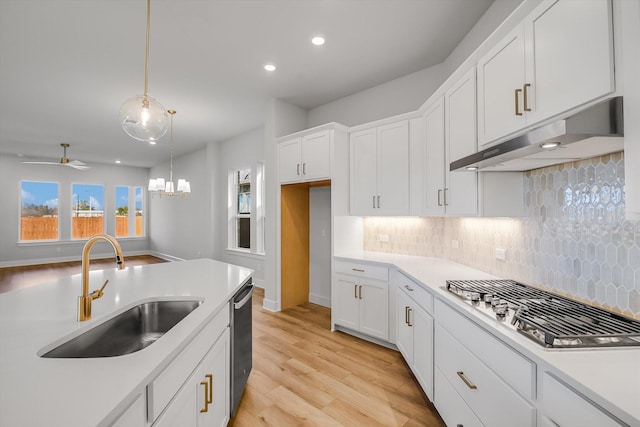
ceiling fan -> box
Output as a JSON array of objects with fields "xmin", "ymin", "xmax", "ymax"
[{"xmin": 21, "ymin": 143, "xmax": 90, "ymax": 170}]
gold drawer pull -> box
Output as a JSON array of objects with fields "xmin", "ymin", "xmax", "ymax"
[
  {"xmin": 404, "ymin": 284, "xmax": 414, "ymax": 292},
  {"xmin": 200, "ymin": 381, "xmax": 210, "ymax": 412},
  {"xmin": 457, "ymin": 371, "xmax": 477, "ymax": 390},
  {"xmin": 352, "ymin": 268, "xmax": 365, "ymax": 272},
  {"xmin": 407, "ymin": 308, "xmax": 413, "ymax": 327},
  {"xmin": 515, "ymin": 88, "xmax": 523, "ymax": 116},
  {"xmin": 206, "ymin": 374, "xmax": 213, "ymax": 404}
]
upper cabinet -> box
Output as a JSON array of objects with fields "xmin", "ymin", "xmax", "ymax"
[
  {"xmin": 350, "ymin": 120, "xmax": 410, "ymax": 216},
  {"xmin": 444, "ymin": 68, "xmax": 479, "ymax": 217},
  {"xmin": 477, "ymin": 0, "xmax": 614, "ymax": 149},
  {"xmin": 279, "ymin": 130, "xmax": 332, "ymax": 184}
]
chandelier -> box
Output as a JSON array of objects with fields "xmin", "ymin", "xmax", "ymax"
[
  {"xmin": 148, "ymin": 110, "xmax": 191, "ymax": 197},
  {"xmin": 119, "ymin": 0, "xmax": 168, "ymax": 143}
]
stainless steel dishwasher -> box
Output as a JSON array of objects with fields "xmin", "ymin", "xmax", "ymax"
[{"xmin": 230, "ymin": 279, "xmax": 253, "ymax": 417}]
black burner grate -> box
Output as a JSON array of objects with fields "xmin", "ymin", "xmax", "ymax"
[{"xmin": 446, "ymin": 280, "xmax": 640, "ymax": 348}]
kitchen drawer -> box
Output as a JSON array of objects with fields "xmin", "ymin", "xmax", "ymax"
[
  {"xmin": 334, "ymin": 259, "xmax": 388, "ymax": 281},
  {"xmin": 435, "ymin": 324, "xmax": 535, "ymax": 427},
  {"xmin": 435, "ymin": 299, "xmax": 535, "ymax": 399},
  {"xmin": 541, "ymin": 373, "xmax": 623, "ymax": 427},
  {"xmin": 434, "ymin": 367, "xmax": 484, "ymax": 427},
  {"xmin": 395, "ymin": 270, "xmax": 433, "ymax": 314},
  {"xmin": 147, "ymin": 303, "xmax": 230, "ymax": 422}
]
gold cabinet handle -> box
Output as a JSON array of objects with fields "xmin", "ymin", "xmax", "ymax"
[
  {"xmin": 206, "ymin": 374, "xmax": 213, "ymax": 404},
  {"xmin": 376, "ymin": 195, "xmax": 380, "ymax": 209},
  {"xmin": 457, "ymin": 371, "xmax": 477, "ymax": 390},
  {"xmin": 354, "ymin": 284, "xmax": 358, "ymax": 299},
  {"xmin": 404, "ymin": 284, "xmax": 414, "ymax": 292},
  {"xmin": 352, "ymin": 268, "xmax": 365, "ymax": 272},
  {"xmin": 200, "ymin": 381, "xmax": 210, "ymax": 412},
  {"xmin": 523, "ymin": 83, "xmax": 531, "ymax": 112},
  {"xmin": 296, "ymin": 163, "xmax": 300, "ymax": 176},
  {"xmin": 407, "ymin": 308, "xmax": 413, "ymax": 327},
  {"xmin": 443, "ymin": 188, "xmax": 449, "ymax": 206},
  {"xmin": 405, "ymin": 306, "xmax": 409, "ymax": 325},
  {"xmin": 437, "ymin": 189, "xmax": 443, "ymax": 206},
  {"xmin": 372, "ymin": 195, "xmax": 376, "ymax": 209},
  {"xmin": 515, "ymin": 88, "xmax": 523, "ymax": 116},
  {"xmin": 302, "ymin": 163, "xmax": 306, "ymax": 175},
  {"xmin": 358, "ymin": 285, "xmax": 362, "ymax": 300}
]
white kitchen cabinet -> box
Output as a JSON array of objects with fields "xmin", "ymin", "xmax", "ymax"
[
  {"xmin": 279, "ymin": 130, "xmax": 331, "ymax": 184},
  {"xmin": 541, "ymin": 373, "xmax": 623, "ymax": 427},
  {"xmin": 333, "ymin": 260, "xmax": 389, "ymax": 341},
  {"xmin": 111, "ymin": 393, "xmax": 145, "ymax": 427},
  {"xmin": 445, "ymin": 68, "xmax": 478, "ymax": 216},
  {"xmin": 396, "ymin": 286, "xmax": 434, "ymax": 401},
  {"xmin": 477, "ymin": 0, "xmax": 614, "ymax": 148},
  {"xmin": 350, "ymin": 120, "xmax": 409, "ymax": 216},
  {"xmin": 420, "ymin": 97, "xmax": 446, "ymax": 216},
  {"xmin": 154, "ymin": 328, "xmax": 230, "ymax": 427}
]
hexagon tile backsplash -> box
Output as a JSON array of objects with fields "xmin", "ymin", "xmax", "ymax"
[{"xmin": 364, "ymin": 153, "xmax": 640, "ymax": 319}]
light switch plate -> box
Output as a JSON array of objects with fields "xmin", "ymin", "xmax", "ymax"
[{"xmin": 495, "ymin": 247, "xmax": 507, "ymax": 261}]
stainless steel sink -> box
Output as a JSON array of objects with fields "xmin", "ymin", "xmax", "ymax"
[{"xmin": 42, "ymin": 300, "xmax": 203, "ymax": 358}]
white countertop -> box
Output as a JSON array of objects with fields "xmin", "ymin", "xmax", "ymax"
[
  {"xmin": 0, "ymin": 258, "xmax": 253, "ymax": 427},
  {"xmin": 335, "ymin": 251, "xmax": 640, "ymax": 426}
]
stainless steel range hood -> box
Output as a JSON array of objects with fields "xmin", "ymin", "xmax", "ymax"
[{"xmin": 450, "ymin": 97, "xmax": 624, "ymax": 172}]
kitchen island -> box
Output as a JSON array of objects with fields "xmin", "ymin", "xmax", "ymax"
[{"xmin": 0, "ymin": 258, "xmax": 253, "ymax": 427}]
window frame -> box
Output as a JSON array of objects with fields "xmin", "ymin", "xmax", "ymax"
[
  {"xmin": 19, "ymin": 180, "xmax": 60, "ymax": 242},
  {"xmin": 70, "ymin": 182, "xmax": 105, "ymax": 240},
  {"xmin": 227, "ymin": 164, "xmax": 265, "ymax": 256},
  {"xmin": 114, "ymin": 185, "xmax": 145, "ymax": 238}
]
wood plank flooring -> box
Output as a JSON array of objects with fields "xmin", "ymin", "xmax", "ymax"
[
  {"xmin": 231, "ymin": 287, "xmax": 445, "ymax": 427},
  {"xmin": 0, "ymin": 260, "xmax": 445, "ymax": 426}
]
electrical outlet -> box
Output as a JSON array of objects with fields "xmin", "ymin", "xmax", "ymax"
[
  {"xmin": 379, "ymin": 234, "xmax": 389, "ymax": 242},
  {"xmin": 495, "ymin": 247, "xmax": 507, "ymax": 261},
  {"xmin": 451, "ymin": 240, "xmax": 459, "ymax": 249}
]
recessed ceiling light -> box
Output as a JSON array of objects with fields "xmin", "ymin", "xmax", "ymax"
[
  {"xmin": 149, "ymin": 141, "xmax": 157, "ymax": 145},
  {"xmin": 311, "ymin": 36, "xmax": 325, "ymax": 46},
  {"xmin": 466, "ymin": 166, "xmax": 479, "ymax": 171},
  {"xmin": 264, "ymin": 64, "xmax": 276, "ymax": 72},
  {"xmin": 540, "ymin": 142, "xmax": 560, "ymax": 149},
  {"xmin": 115, "ymin": 160, "xmax": 121, "ymax": 164}
]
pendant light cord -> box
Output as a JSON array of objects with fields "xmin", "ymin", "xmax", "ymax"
[
  {"xmin": 168, "ymin": 110, "xmax": 174, "ymax": 184},
  {"xmin": 144, "ymin": 0, "xmax": 151, "ymax": 97}
]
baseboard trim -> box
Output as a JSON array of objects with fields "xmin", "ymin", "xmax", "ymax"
[
  {"xmin": 0, "ymin": 250, "xmax": 151, "ymax": 268},
  {"xmin": 262, "ymin": 298, "xmax": 280, "ymax": 312},
  {"xmin": 149, "ymin": 251, "xmax": 184, "ymax": 262},
  {"xmin": 333, "ymin": 325, "xmax": 397, "ymax": 351},
  {"xmin": 309, "ymin": 293, "xmax": 331, "ymax": 308}
]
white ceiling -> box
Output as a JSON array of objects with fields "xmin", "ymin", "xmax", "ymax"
[{"xmin": 0, "ymin": 0, "xmax": 493, "ymax": 168}]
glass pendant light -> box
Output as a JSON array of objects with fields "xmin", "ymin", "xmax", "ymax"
[
  {"xmin": 119, "ymin": 0, "xmax": 168, "ymax": 143},
  {"xmin": 148, "ymin": 110, "xmax": 191, "ymax": 197}
]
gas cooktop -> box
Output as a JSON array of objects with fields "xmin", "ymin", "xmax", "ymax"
[{"xmin": 445, "ymin": 279, "xmax": 640, "ymax": 349}]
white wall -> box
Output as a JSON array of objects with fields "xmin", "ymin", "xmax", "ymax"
[
  {"xmin": 309, "ymin": 186, "xmax": 331, "ymax": 307},
  {"xmin": 214, "ymin": 127, "xmax": 265, "ymax": 286},
  {"xmin": 307, "ymin": 64, "xmax": 446, "ymax": 128},
  {"xmin": 0, "ymin": 153, "xmax": 150, "ymax": 266},
  {"xmin": 148, "ymin": 145, "xmax": 216, "ymax": 261}
]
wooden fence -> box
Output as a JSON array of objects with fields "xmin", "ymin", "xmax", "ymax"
[{"xmin": 20, "ymin": 216, "xmax": 143, "ymax": 240}]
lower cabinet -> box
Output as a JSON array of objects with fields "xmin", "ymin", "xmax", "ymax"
[
  {"xmin": 540, "ymin": 372, "xmax": 623, "ymax": 427},
  {"xmin": 434, "ymin": 300, "xmax": 536, "ymax": 427},
  {"xmin": 396, "ymin": 278, "xmax": 434, "ymax": 401},
  {"xmin": 333, "ymin": 260, "xmax": 389, "ymax": 341},
  {"xmin": 154, "ymin": 328, "xmax": 230, "ymax": 427}
]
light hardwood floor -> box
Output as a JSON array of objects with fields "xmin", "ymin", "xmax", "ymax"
[{"xmin": 0, "ymin": 260, "xmax": 445, "ymax": 426}]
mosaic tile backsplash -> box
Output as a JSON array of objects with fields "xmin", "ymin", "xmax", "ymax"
[{"xmin": 364, "ymin": 153, "xmax": 640, "ymax": 319}]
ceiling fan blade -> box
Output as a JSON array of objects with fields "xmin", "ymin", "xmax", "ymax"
[
  {"xmin": 67, "ymin": 161, "xmax": 90, "ymax": 170},
  {"xmin": 21, "ymin": 161, "xmax": 62, "ymax": 165}
]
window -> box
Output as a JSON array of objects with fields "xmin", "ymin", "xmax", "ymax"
[
  {"xmin": 115, "ymin": 186, "xmax": 144, "ymax": 237},
  {"xmin": 71, "ymin": 183, "xmax": 104, "ymax": 239},
  {"xmin": 235, "ymin": 169, "xmax": 251, "ymax": 249},
  {"xmin": 20, "ymin": 181, "xmax": 59, "ymax": 241},
  {"xmin": 228, "ymin": 164, "xmax": 265, "ymax": 255}
]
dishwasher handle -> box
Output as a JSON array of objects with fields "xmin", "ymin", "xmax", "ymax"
[{"xmin": 234, "ymin": 284, "xmax": 254, "ymax": 310}]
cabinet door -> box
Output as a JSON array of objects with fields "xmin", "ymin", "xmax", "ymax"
[
  {"xmin": 445, "ymin": 68, "xmax": 478, "ymax": 217},
  {"xmin": 525, "ymin": 0, "xmax": 614, "ymax": 124},
  {"xmin": 477, "ymin": 25, "xmax": 527, "ymax": 148},
  {"xmin": 350, "ymin": 128, "xmax": 378, "ymax": 215},
  {"xmin": 301, "ymin": 130, "xmax": 331, "ymax": 182},
  {"xmin": 412, "ymin": 305, "xmax": 434, "ymax": 401},
  {"xmin": 376, "ymin": 121, "xmax": 409, "ymax": 215},
  {"xmin": 333, "ymin": 275, "xmax": 360, "ymax": 331},
  {"xmin": 279, "ymin": 138, "xmax": 302, "ymax": 184},
  {"xmin": 396, "ymin": 289, "xmax": 414, "ymax": 365},
  {"xmin": 359, "ymin": 278, "xmax": 389, "ymax": 340},
  {"xmin": 422, "ymin": 97, "xmax": 446, "ymax": 216},
  {"xmin": 153, "ymin": 365, "xmax": 201, "ymax": 427},
  {"xmin": 199, "ymin": 329, "xmax": 230, "ymax": 427}
]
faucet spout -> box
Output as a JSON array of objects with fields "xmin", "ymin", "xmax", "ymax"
[{"xmin": 78, "ymin": 234, "xmax": 126, "ymax": 321}]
